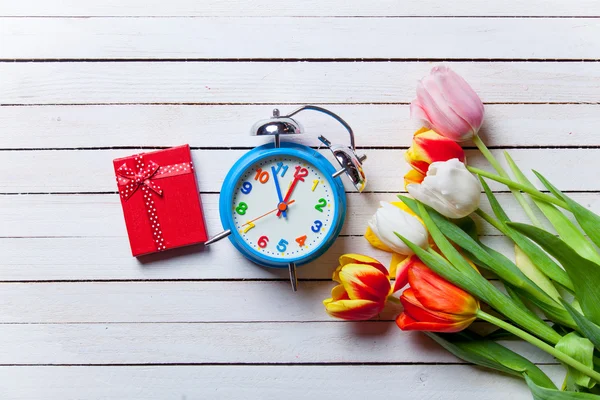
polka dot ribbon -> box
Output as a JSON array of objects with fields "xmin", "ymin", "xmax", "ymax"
[{"xmin": 116, "ymin": 154, "xmax": 194, "ymax": 251}]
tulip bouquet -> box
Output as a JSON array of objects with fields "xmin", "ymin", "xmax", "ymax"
[{"xmin": 323, "ymin": 66, "xmax": 600, "ymax": 398}]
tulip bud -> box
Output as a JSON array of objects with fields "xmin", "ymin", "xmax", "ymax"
[
  {"xmin": 323, "ymin": 254, "xmax": 391, "ymax": 320},
  {"xmin": 410, "ymin": 66, "xmax": 484, "ymax": 142},
  {"xmin": 367, "ymin": 202, "xmax": 429, "ymax": 255},
  {"xmin": 407, "ymin": 159, "xmax": 481, "ymax": 219},
  {"xmin": 406, "ymin": 128, "xmax": 466, "ymax": 175},
  {"xmin": 404, "ymin": 128, "xmax": 466, "ymax": 189}
]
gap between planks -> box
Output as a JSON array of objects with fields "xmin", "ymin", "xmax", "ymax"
[
  {"xmin": 3, "ymin": 145, "xmax": 600, "ymax": 151},
  {"xmin": 3, "ymin": 0, "xmax": 600, "ymax": 17},
  {"xmin": 0, "ymin": 362, "xmax": 523, "ymax": 366},
  {"xmin": 4, "ymin": 58, "xmax": 600, "ymax": 62},
  {"xmin": 7, "ymin": 101, "xmax": 591, "ymax": 106}
]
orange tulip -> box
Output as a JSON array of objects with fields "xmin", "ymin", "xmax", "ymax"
[
  {"xmin": 396, "ymin": 259, "xmax": 479, "ymax": 333},
  {"xmin": 404, "ymin": 128, "xmax": 466, "ymax": 188},
  {"xmin": 324, "ymin": 254, "xmax": 392, "ymax": 320}
]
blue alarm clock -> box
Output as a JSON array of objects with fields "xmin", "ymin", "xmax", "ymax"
[{"xmin": 205, "ymin": 106, "xmax": 367, "ymax": 291}]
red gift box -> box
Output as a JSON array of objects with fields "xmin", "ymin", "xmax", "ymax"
[{"xmin": 113, "ymin": 145, "xmax": 208, "ymax": 256}]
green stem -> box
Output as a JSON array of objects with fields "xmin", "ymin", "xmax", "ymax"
[
  {"xmin": 472, "ymin": 135, "xmax": 506, "ymax": 177},
  {"xmin": 478, "ymin": 310, "xmax": 600, "ymax": 383},
  {"xmin": 468, "ymin": 165, "xmax": 568, "ymax": 209},
  {"xmin": 472, "ymin": 135, "xmax": 543, "ymax": 227}
]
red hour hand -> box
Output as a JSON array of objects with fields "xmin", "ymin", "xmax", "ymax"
[
  {"xmin": 277, "ymin": 166, "xmax": 308, "ymax": 217},
  {"xmin": 277, "ymin": 178, "xmax": 299, "ymax": 217}
]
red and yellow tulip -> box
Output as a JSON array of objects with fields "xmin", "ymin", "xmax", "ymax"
[
  {"xmin": 404, "ymin": 128, "xmax": 466, "ymax": 188},
  {"xmin": 324, "ymin": 254, "xmax": 392, "ymax": 320},
  {"xmin": 396, "ymin": 259, "xmax": 479, "ymax": 333}
]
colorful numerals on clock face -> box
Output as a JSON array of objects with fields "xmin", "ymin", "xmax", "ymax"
[{"xmin": 231, "ymin": 156, "xmax": 336, "ymax": 261}]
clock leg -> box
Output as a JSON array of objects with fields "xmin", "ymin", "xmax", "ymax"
[
  {"xmin": 204, "ymin": 229, "xmax": 232, "ymax": 246},
  {"xmin": 288, "ymin": 262, "xmax": 298, "ymax": 292}
]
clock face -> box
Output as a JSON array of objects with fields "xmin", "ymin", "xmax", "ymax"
[{"xmin": 230, "ymin": 155, "xmax": 337, "ymax": 262}]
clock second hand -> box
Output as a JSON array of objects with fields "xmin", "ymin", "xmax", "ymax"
[{"xmin": 242, "ymin": 200, "xmax": 296, "ymax": 227}]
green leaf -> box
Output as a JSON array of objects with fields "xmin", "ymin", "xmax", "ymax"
[
  {"xmin": 455, "ymin": 215, "xmax": 479, "ymax": 240},
  {"xmin": 504, "ymin": 284, "xmax": 549, "ymax": 326},
  {"xmin": 505, "ymin": 154, "xmax": 600, "ymax": 264},
  {"xmin": 537, "ymin": 202, "xmax": 599, "ymax": 264},
  {"xmin": 427, "ymin": 331, "xmax": 557, "ymax": 390},
  {"xmin": 484, "ymin": 329, "xmax": 516, "ymax": 341},
  {"xmin": 562, "ymin": 301, "xmax": 600, "ymax": 351},
  {"xmin": 484, "ymin": 247, "xmax": 574, "ymax": 328},
  {"xmin": 556, "ymin": 332, "xmax": 596, "ymax": 389},
  {"xmin": 480, "ymin": 178, "xmax": 574, "ymax": 291},
  {"xmin": 415, "ymin": 202, "xmax": 476, "ymax": 277},
  {"xmin": 480, "ymin": 176, "xmax": 511, "ymax": 220},
  {"xmin": 511, "ymin": 286, "xmax": 577, "ymax": 331},
  {"xmin": 479, "ymin": 244, "xmax": 574, "ymax": 327},
  {"xmin": 535, "ymin": 171, "xmax": 600, "ymax": 252},
  {"xmin": 515, "ymin": 245, "xmax": 562, "ymax": 302},
  {"xmin": 509, "ymin": 222, "xmax": 600, "ymax": 326},
  {"xmin": 525, "ymin": 375, "xmax": 600, "ymax": 399}
]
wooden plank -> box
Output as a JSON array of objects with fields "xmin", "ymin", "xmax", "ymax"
[
  {"xmin": 0, "ymin": 322, "xmax": 555, "ymax": 364},
  {"xmin": 0, "ymin": 281, "xmax": 397, "ymax": 323},
  {"xmin": 0, "ymin": 192, "xmax": 593, "ymax": 238},
  {"xmin": 0, "ymin": 365, "xmax": 564, "ymax": 400},
  {"xmin": 0, "ymin": 148, "xmax": 595, "ymax": 193},
  {"xmin": 4, "ymin": 18, "xmax": 600, "ymax": 59},
  {"xmin": 0, "ymin": 235, "xmax": 513, "ymax": 281},
  {"xmin": 0, "ymin": 235, "xmax": 389, "ymax": 281},
  {"xmin": 3, "ymin": 0, "xmax": 599, "ymax": 17},
  {"xmin": 0, "ymin": 148, "xmax": 403, "ymax": 193},
  {"xmin": 2, "ymin": 62, "xmax": 600, "ymax": 105},
  {"xmin": 1, "ymin": 104, "xmax": 597, "ymax": 149},
  {"xmin": 0, "ymin": 279, "xmax": 522, "ymax": 324}
]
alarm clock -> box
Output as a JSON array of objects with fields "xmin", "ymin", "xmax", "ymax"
[{"xmin": 205, "ymin": 106, "xmax": 367, "ymax": 291}]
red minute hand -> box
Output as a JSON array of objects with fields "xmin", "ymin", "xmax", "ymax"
[{"xmin": 277, "ymin": 177, "xmax": 300, "ymax": 217}]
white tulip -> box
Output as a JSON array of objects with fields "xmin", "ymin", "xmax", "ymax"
[
  {"xmin": 368, "ymin": 201, "xmax": 429, "ymax": 255},
  {"xmin": 407, "ymin": 158, "xmax": 481, "ymax": 219}
]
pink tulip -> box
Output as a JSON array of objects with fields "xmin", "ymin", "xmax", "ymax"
[{"xmin": 410, "ymin": 66, "xmax": 485, "ymax": 142}]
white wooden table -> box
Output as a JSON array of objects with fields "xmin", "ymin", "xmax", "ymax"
[{"xmin": 2, "ymin": 1, "xmax": 599, "ymax": 398}]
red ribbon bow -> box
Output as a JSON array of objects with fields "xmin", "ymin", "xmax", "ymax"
[{"xmin": 116, "ymin": 156, "xmax": 164, "ymax": 200}]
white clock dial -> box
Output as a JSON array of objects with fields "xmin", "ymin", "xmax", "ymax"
[{"xmin": 231, "ymin": 155, "xmax": 337, "ymax": 261}]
